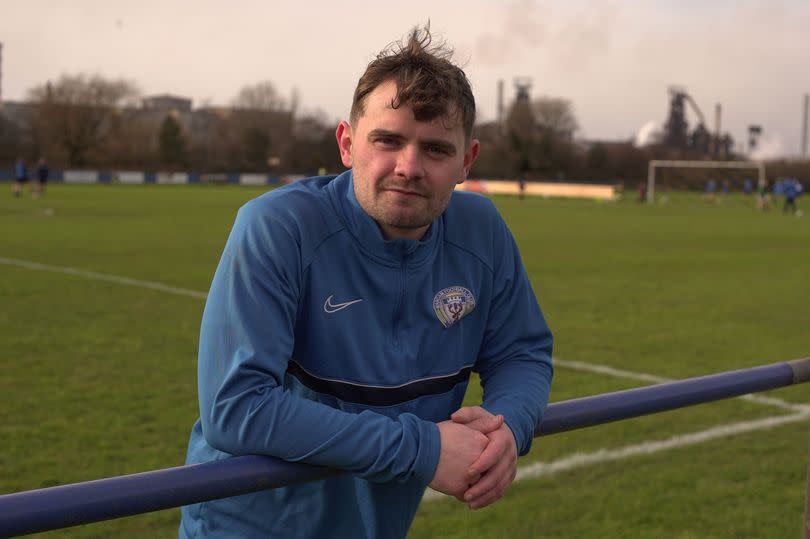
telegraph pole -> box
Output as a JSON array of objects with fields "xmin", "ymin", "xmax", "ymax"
[
  {"xmin": 0, "ymin": 42, "xmax": 4, "ymax": 106},
  {"xmin": 801, "ymin": 94, "xmax": 808, "ymax": 158}
]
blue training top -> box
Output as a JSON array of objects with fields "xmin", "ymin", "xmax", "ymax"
[
  {"xmin": 180, "ymin": 170, "xmax": 553, "ymax": 539},
  {"xmin": 14, "ymin": 161, "xmax": 26, "ymax": 180}
]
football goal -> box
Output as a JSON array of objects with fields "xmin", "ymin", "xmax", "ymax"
[{"xmin": 646, "ymin": 160, "xmax": 766, "ymax": 203}]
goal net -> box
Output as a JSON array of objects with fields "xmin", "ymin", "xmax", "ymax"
[{"xmin": 646, "ymin": 160, "xmax": 766, "ymax": 203}]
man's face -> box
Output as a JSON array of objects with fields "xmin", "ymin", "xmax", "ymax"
[{"xmin": 336, "ymin": 80, "xmax": 479, "ymax": 240}]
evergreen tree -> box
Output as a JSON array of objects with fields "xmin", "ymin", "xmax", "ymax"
[{"xmin": 158, "ymin": 114, "xmax": 186, "ymax": 167}]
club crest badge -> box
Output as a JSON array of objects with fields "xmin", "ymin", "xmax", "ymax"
[{"xmin": 433, "ymin": 286, "xmax": 476, "ymax": 328}]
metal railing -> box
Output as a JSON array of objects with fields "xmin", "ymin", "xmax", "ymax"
[{"xmin": 1, "ymin": 357, "xmax": 809, "ymax": 538}]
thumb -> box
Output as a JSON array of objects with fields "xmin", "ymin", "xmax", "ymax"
[
  {"xmin": 466, "ymin": 414, "xmax": 504, "ymax": 434},
  {"xmin": 451, "ymin": 406, "xmax": 481, "ymax": 424}
]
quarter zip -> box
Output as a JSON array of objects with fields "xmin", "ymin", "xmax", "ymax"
[{"xmin": 392, "ymin": 253, "xmax": 409, "ymax": 348}]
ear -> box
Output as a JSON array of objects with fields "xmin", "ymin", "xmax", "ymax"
[
  {"xmin": 457, "ymin": 138, "xmax": 481, "ymax": 184},
  {"xmin": 335, "ymin": 121, "xmax": 354, "ymax": 168}
]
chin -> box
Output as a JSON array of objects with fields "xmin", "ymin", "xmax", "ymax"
[{"xmin": 389, "ymin": 214, "xmax": 435, "ymax": 229}]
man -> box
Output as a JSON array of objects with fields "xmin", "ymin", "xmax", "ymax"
[
  {"xmin": 757, "ymin": 178, "xmax": 771, "ymax": 211},
  {"xmin": 180, "ymin": 26, "xmax": 553, "ymax": 539},
  {"xmin": 705, "ymin": 178, "xmax": 717, "ymax": 202},
  {"xmin": 13, "ymin": 157, "xmax": 27, "ymax": 197},
  {"xmin": 34, "ymin": 158, "xmax": 49, "ymax": 198},
  {"xmin": 783, "ymin": 177, "xmax": 802, "ymax": 215}
]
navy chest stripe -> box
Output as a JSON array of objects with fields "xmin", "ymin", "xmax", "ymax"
[{"xmin": 287, "ymin": 360, "xmax": 473, "ymax": 406}]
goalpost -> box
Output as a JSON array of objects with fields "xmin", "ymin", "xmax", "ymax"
[{"xmin": 646, "ymin": 160, "xmax": 766, "ymax": 203}]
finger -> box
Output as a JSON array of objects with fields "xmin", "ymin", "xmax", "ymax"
[
  {"xmin": 450, "ymin": 471, "xmax": 481, "ymax": 501},
  {"xmin": 465, "ymin": 455, "xmax": 510, "ymax": 499},
  {"xmin": 468, "ymin": 475, "xmax": 511, "ymax": 509},
  {"xmin": 466, "ymin": 435, "xmax": 505, "ymax": 479},
  {"xmin": 464, "ymin": 469, "xmax": 501, "ymax": 502},
  {"xmin": 466, "ymin": 465, "xmax": 515, "ymax": 509},
  {"xmin": 450, "ymin": 406, "xmax": 484, "ymax": 423},
  {"xmin": 469, "ymin": 486, "xmax": 505, "ymax": 509}
]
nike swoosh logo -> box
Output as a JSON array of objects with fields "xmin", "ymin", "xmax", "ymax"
[{"xmin": 323, "ymin": 295, "xmax": 363, "ymax": 313}]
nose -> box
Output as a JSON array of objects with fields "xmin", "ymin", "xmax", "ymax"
[{"xmin": 394, "ymin": 145, "xmax": 425, "ymax": 180}]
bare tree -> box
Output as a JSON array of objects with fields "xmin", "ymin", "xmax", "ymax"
[
  {"xmin": 531, "ymin": 97, "xmax": 579, "ymax": 139},
  {"xmin": 285, "ymin": 109, "xmax": 342, "ymax": 174},
  {"xmin": 231, "ymin": 81, "xmax": 287, "ymax": 111},
  {"xmin": 226, "ymin": 81, "xmax": 297, "ymax": 171},
  {"xmin": 27, "ymin": 74, "xmax": 139, "ymax": 166},
  {"xmin": 502, "ymin": 94, "xmax": 581, "ymax": 178},
  {"xmin": 101, "ymin": 112, "xmax": 156, "ymax": 170}
]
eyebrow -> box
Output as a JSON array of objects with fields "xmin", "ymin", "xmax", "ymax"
[
  {"xmin": 367, "ymin": 129, "xmax": 458, "ymax": 155},
  {"xmin": 367, "ymin": 129, "xmax": 402, "ymax": 141}
]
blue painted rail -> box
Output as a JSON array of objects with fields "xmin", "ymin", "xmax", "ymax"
[{"xmin": 1, "ymin": 357, "xmax": 808, "ymax": 537}]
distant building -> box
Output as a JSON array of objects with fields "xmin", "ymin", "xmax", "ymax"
[{"xmin": 141, "ymin": 94, "xmax": 192, "ymax": 113}]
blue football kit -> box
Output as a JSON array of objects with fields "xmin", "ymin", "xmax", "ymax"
[{"xmin": 180, "ymin": 170, "xmax": 553, "ymax": 538}]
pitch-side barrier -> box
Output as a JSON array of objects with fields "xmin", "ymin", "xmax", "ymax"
[{"xmin": 1, "ymin": 357, "xmax": 809, "ymax": 537}]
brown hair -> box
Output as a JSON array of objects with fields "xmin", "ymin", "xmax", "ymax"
[{"xmin": 349, "ymin": 25, "xmax": 476, "ymax": 142}]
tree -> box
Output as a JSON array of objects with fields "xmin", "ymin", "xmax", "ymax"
[
  {"xmin": 501, "ymin": 95, "xmax": 581, "ymax": 178},
  {"xmin": 531, "ymin": 97, "xmax": 579, "ymax": 139},
  {"xmin": 231, "ymin": 81, "xmax": 287, "ymax": 111},
  {"xmin": 27, "ymin": 74, "xmax": 139, "ymax": 166},
  {"xmin": 242, "ymin": 127, "xmax": 270, "ymax": 170},
  {"xmin": 586, "ymin": 142, "xmax": 609, "ymax": 173},
  {"xmin": 158, "ymin": 114, "xmax": 187, "ymax": 168},
  {"xmin": 100, "ymin": 109, "xmax": 159, "ymax": 170},
  {"xmin": 284, "ymin": 109, "xmax": 342, "ymax": 174},
  {"xmin": 226, "ymin": 81, "xmax": 296, "ymax": 171}
]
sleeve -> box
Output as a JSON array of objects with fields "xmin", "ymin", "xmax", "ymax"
[
  {"xmin": 474, "ymin": 216, "xmax": 554, "ymax": 456},
  {"xmin": 197, "ymin": 200, "xmax": 440, "ymax": 485}
]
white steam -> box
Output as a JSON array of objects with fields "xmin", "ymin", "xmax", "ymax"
[
  {"xmin": 750, "ymin": 133, "xmax": 787, "ymax": 161},
  {"xmin": 634, "ymin": 121, "xmax": 661, "ymax": 147}
]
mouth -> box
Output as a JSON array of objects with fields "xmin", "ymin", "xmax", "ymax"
[{"xmin": 383, "ymin": 187, "xmax": 427, "ymax": 198}]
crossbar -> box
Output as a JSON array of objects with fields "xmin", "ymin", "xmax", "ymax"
[{"xmin": 1, "ymin": 357, "xmax": 808, "ymax": 537}]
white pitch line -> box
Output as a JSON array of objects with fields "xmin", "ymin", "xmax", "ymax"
[
  {"xmin": 514, "ymin": 411, "xmax": 810, "ymax": 482},
  {"xmin": 0, "ymin": 256, "xmax": 207, "ymax": 300},
  {"xmin": 423, "ymin": 410, "xmax": 810, "ymax": 502},
  {"xmin": 554, "ymin": 358, "xmax": 807, "ymax": 413}
]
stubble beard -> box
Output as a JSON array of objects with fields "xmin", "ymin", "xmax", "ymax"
[
  {"xmin": 372, "ymin": 186, "xmax": 451, "ymax": 231},
  {"xmin": 369, "ymin": 198, "xmax": 433, "ymax": 230}
]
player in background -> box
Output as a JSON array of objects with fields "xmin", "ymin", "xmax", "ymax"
[
  {"xmin": 13, "ymin": 157, "xmax": 27, "ymax": 197},
  {"xmin": 782, "ymin": 177, "xmax": 802, "ymax": 215},
  {"xmin": 756, "ymin": 178, "xmax": 771, "ymax": 211},
  {"xmin": 34, "ymin": 158, "xmax": 49, "ymax": 198}
]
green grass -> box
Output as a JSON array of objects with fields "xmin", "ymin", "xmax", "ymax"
[{"xmin": 1, "ymin": 185, "xmax": 808, "ymax": 538}]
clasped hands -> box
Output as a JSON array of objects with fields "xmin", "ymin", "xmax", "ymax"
[{"xmin": 428, "ymin": 406, "xmax": 518, "ymax": 510}]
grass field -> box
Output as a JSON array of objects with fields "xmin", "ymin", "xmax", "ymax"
[{"xmin": 1, "ymin": 183, "xmax": 809, "ymax": 539}]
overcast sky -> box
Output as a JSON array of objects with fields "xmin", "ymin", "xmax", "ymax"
[{"xmin": 2, "ymin": 0, "xmax": 809, "ymax": 158}]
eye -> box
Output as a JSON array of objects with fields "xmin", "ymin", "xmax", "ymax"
[
  {"xmin": 425, "ymin": 143, "xmax": 451, "ymax": 156},
  {"xmin": 374, "ymin": 136, "xmax": 400, "ymax": 148}
]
